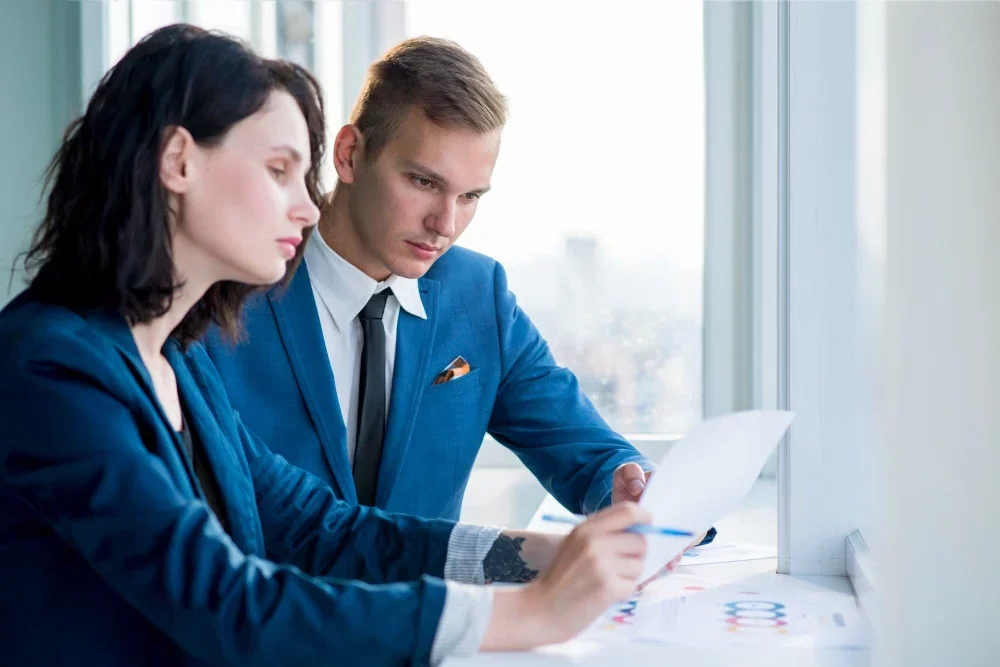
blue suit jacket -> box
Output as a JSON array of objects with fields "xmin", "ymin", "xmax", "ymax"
[
  {"xmin": 0, "ymin": 291, "xmax": 454, "ymax": 666},
  {"xmin": 205, "ymin": 247, "xmax": 653, "ymax": 520}
]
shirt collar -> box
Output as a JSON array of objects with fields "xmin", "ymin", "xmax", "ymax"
[{"xmin": 304, "ymin": 232, "xmax": 427, "ymax": 330}]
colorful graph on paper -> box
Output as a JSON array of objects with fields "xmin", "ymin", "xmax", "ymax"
[
  {"xmin": 578, "ymin": 574, "xmax": 727, "ymax": 643},
  {"xmin": 579, "ymin": 592, "xmax": 642, "ymax": 643},
  {"xmin": 633, "ymin": 574, "xmax": 869, "ymax": 649}
]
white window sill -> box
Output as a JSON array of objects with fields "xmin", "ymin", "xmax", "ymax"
[{"xmin": 452, "ymin": 477, "xmax": 871, "ymax": 667}]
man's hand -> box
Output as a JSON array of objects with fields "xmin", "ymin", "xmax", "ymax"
[
  {"xmin": 611, "ymin": 462, "xmax": 652, "ymax": 504},
  {"xmin": 611, "ymin": 463, "xmax": 711, "ymax": 587}
]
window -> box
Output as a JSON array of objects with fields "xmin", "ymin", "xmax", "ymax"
[
  {"xmin": 110, "ymin": 0, "xmax": 706, "ymax": 441},
  {"xmin": 105, "ymin": 1, "xmax": 722, "ymax": 529},
  {"xmin": 88, "ymin": 0, "xmax": 881, "ymax": 612}
]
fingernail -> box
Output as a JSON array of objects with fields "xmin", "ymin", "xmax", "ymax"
[{"xmin": 627, "ymin": 480, "xmax": 645, "ymax": 494}]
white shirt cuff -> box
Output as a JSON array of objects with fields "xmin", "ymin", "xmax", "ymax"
[
  {"xmin": 429, "ymin": 582, "xmax": 495, "ymax": 665},
  {"xmin": 443, "ymin": 523, "xmax": 505, "ymax": 584}
]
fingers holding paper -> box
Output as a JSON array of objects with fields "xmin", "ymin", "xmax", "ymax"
[
  {"xmin": 637, "ymin": 530, "xmax": 709, "ymax": 589},
  {"xmin": 611, "ymin": 462, "xmax": 653, "ymax": 504},
  {"xmin": 522, "ymin": 502, "xmax": 651, "ymax": 642}
]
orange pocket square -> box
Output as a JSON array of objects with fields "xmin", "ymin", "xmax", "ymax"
[{"xmin": 432, "ymin": 356, "xmax": 471, "ymax": 385}]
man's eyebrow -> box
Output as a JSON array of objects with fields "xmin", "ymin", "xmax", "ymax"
[
  {"xmin": 400, "ymin": 158, "xmax": 490, "ymax": 195},
  {"xmin": 400, "ymin": 158, "xmax": 449, "ymax": 187}
]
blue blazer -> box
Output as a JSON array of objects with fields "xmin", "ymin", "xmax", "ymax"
[
  {"xmin": 0, "ymin": 291, "xmax": 454, "ymax": 666},
  {"xmin": 205, "ymin": 247, "xmax": 653, "ymax": 520}
]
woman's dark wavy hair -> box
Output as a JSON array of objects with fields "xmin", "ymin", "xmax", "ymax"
[{"xmin": 24, "ymin": 24, "xmax": 326, "ymax": 346}]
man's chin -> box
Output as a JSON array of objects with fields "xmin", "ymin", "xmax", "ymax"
[
  {"xmin": 391, "ymin": 254, "xmax": 442, "ymax": 280},
  {"xmin": 392, "ymin": 262, "xmax": 434, "ymax": 280}
]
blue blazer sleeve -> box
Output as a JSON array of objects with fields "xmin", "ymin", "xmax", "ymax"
[
  {"xmin": 486, "ymin": 261, "xmax": 654, "ymax": 515},
  {"xmin": 241, "ymin": 415, "xmax": 457, "ymax": 583},
  {"xmin": 0, "ymin": 331, "xmax": 447, "ymax": 666}
]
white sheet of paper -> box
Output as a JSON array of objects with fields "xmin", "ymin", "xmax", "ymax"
[
  {"xmin": 577, "ymin": 573, "xmax": 728, "ymax": 644},
  {"xmin": 638, "ymin": 410, "xmax": 794, "ymax": 581},
  {"xmin": 638, "ymin": 573, "xmax": 730, "ymax": 607},
  {"xmin": 680, "ymin": 541, "xmax": 778, "ymax": 566}
]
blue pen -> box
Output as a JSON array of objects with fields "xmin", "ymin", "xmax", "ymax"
[{"xmin": 541, "ymin": 514, "xmax": 693, "ymax": 537}]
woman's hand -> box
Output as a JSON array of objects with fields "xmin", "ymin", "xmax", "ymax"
[{"xmin": 480, "ymin": 502, "xmax": 651, "ymax": 651}]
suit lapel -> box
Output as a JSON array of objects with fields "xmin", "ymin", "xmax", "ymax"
[
  {"xmin": 167, "ymin": 345, "xmax": 265, "ymax": 555},
  {"xmin": 267, "ymin": 265, "xmax": 356, "ymax": 503},
  {"xmin": 377, "ymin": 279, "xmax": 439, "ymax": 506},
  {"xmin": 85, "ymin": 308, "xmax": 201, "ymax": 495}
]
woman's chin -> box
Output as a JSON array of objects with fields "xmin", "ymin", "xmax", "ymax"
[
  {"xmin": 261, "ymin": 264, "xmax": 289, "ymax": 285},
  {"xmin": 229, "ymin": 263, "xmax": 287, "ymax": 287}
]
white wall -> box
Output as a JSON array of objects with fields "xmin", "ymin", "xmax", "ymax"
[
  {"xmin": 877, "ymin": 2, "xmax": 1000, "ymax": 664},
  {"xmin": 853, "ymin": 0, "xmax": 887, "ymax": 557}
]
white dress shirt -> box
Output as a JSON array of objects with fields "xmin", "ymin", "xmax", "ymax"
[{"xmin": 303, "ymin": 233, "xmax": 497, "ymax": 663}]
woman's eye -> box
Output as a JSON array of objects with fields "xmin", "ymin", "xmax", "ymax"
[{"xmin": 269, "ymin": 166, "xmax": 286, "ymax": 179}]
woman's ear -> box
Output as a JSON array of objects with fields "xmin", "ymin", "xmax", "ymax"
[{"xmin": 159, "ymin": 126, "xmax": 196, "ymax": 194}]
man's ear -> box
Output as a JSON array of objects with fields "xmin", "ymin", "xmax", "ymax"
[
  {"xmin": 159, "ymin": 126, "xmax": 196, "ymax": 195},
  {"xmin": 332, "ymin": 124, "xmax": 365, "ymax": 184}
]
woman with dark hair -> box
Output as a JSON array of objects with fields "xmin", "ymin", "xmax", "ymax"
[{"xmin": 0, "ymin": 24, "xmax": 673, "ymax": 666}]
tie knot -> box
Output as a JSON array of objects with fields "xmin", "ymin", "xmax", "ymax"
[{"xmin": 359, "ymin": 289, "xmax": 391, "ymax": 321}]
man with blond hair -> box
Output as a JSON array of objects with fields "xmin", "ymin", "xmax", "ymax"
[{"xmin": 206, "ymin": 37, "xmax": 713, "ymax": 566}]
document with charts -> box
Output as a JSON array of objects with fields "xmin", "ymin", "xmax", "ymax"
[
  {"xmin": 633, "ymin": 573, "xmax": 869, "ymax": 648},
  {"xmin": 577, "ymin": 573, "xmax": 728, "ymax": 643}
]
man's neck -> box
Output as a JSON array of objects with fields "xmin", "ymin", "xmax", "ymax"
[{"xmin": 318, "ymin": 189, "xmax": 391, "ymax": 282}]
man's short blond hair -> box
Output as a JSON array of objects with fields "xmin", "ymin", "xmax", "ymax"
[{"xmin": 349, "ymin": 36, "xmax": 508, "ymax": 160}]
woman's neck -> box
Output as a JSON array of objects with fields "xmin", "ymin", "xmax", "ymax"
[
  {"xmin": 130, "ymin": 231, "xmax": 218, "ymax": 361},
  {"xmin": 129, "ymin": 281, "xmax": 206, "ymax": 363}
]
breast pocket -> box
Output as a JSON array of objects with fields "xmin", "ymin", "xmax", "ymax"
[
  {"xmin": 422, "ymin": 368, "xmax": 483, "ymax": 405},
  {"xmin": 411, "ymin": 367, "xmax": 486, "ymax": 478}
]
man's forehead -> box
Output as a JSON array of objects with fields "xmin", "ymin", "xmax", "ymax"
[{"xmin": 388, "ymin": 106, "xmax": 501, "ymax": 150}]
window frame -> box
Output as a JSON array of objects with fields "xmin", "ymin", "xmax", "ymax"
[{"xmin": 712, "ymin": 0, "xmax": 877, "ymax": 585}]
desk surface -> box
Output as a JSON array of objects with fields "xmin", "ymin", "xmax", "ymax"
[
  {"xmin": 445, "ymin": 630, "xmax": 868, "ymax": 667},
  {"xmin": 444, "ymin": 481, "xmax": 870, "ymax": 667}
]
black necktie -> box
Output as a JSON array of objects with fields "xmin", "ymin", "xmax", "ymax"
[{"xmin": 353, "ymin": 289, "xmax": 391, "ymax": 506}]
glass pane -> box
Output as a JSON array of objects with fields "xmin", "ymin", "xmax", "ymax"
[
  {"xmin": 188, "ymin": 0, "xmax": 252, "ymax": 42},
  {"xmin": 405, "ymin": 0, "xmax": 705, "ymax": 435},
  {"xmin": 104, "ymin": 0, "xmax": 705, "ymax": 437},
  {"xmin": 106, "ymin": 0, "xmax": 132, "ymax": 68},
  {"xmin": 274, "ymin": 0, "xmax": 344, "ymax": 188},
  {"xmin": 274, "ymin": 0, "xmax": 315, "ymax": 69},
  {"xmin": 131, "ymin": 0, "xmax": 180, "ymax": 43},
  {"xmin": 110, "ymin": 0, "xmax": 257, "ymax": 56}
]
